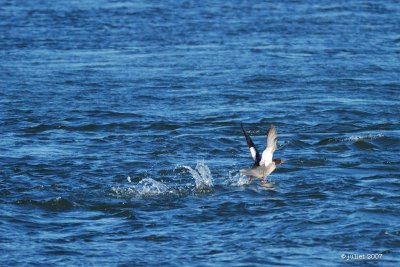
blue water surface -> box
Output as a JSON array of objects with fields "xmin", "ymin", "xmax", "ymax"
[{"xmin": 1, "ymin": 0, "xmax": 399, "ymax": 266}]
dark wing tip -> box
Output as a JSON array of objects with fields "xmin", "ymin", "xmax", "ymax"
[
  {"xmin": 241, "ymin": 123, "xmax": 256, "ymax": 147},
  {"xmin": 240, "ymin": 123, "xmax": 248, "ymax": 136}
]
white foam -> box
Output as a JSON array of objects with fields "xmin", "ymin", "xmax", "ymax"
[{"xmin": 343, "ymin": 134, "xmax": 384, "ymax": 142}]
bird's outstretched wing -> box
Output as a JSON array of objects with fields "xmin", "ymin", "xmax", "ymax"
[
  {"xmin": 266, "ymin": 125, "xmax": 278, "ymax": 153},
  {"xmin": 241, "ymin": 123, "xmax": 261, "ymax": 166},
  {"xmin": 260, "ymin": 125, "xmax": 278, "ymax": 166}
]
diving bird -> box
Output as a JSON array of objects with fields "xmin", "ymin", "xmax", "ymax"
[{"xmin": 240, "ymin": 123, "xmax": 283, "ymax": 184}]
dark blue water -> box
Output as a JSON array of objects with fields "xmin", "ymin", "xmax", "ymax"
[{"xmin": 1, "ymin": 0, "xmax": 400, "ymax": 265}]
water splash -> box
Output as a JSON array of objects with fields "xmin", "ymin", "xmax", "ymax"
[
  {"xmin": 181, "ymin": 161, "xmax": 214, "ymax": 190},
  {"xmin": 226, "ymin": 170, "xmax": 250, "ymax": 186},
  {"xmin": 109, "ymin": 186, "xmax": 138, "ymax": 198},
  {"xmin": 110, "ymin": 178, "xmax": 170, "ymax": 198},
  {"xmin": 138, "ymin": 178, "xmax": 169, "ymax": 195},
  {"xmin": 226, "ymin": 170, "xmax": 277, "ymax": 189},
  {"xmin": 111, "ymin": 162, "xmax": 214, "ymax": 199}
]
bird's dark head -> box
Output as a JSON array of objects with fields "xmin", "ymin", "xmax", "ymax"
[{"xmin": 273, "ymin": 159, "xmax": 284, "ymax": 165}]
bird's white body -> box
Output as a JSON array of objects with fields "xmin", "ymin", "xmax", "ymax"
[
  {"xmin": 260, "ymin": 147, "xmax": 273, "ymax": 167},
  {"xmin": 240, "ymin": 162, "xmax": 276, "ymax": 179}
]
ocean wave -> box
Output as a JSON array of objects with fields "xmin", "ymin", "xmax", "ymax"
[
  {"xmin": 15, "ymin": 196, "xmax": 74, "ymax": 211},
  {"xmin": 317, "ymin": 134, "xmax": 384, "ymax": 145}
]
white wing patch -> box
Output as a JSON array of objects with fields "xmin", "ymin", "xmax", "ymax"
[{"xmin": 250, "ymin": 147, "xmax": 257, "ymax": 161}]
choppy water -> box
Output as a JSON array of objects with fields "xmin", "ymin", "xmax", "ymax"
[{"xmin": 1, "ymin": 0, "xmax": 400, "ymax": 266}]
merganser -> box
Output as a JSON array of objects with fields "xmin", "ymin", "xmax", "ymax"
[{"xmin": 240, "ymin": 124, "xmax": 283, "ymax": 184}]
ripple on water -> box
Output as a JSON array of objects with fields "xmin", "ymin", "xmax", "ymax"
[{"xmin": 352, "ymin": 140, "xmax": 377, "ymax": 150}]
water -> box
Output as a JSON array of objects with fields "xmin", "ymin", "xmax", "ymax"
[{"xmin": 1, "ymin": 0, "xmax": 399, "ymax": 265}]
